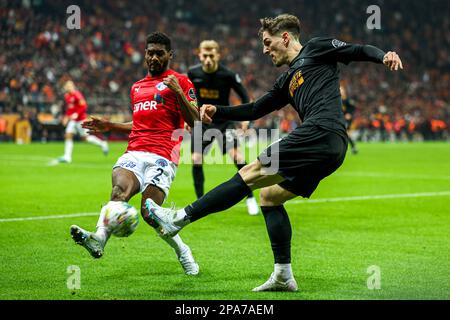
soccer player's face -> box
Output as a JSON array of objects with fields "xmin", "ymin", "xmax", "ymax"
[
  {"xmin": 199, "ymin": 48, "xmax": 220, "ymax": 73},
  {"xmin": 145, "ymin": 43, "xmax": 172, "ymax": 75},
  {"xmin": 262, "ymin": 31, "xmax": 288, "ymax": 67}
]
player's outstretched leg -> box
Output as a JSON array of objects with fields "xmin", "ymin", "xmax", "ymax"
[
  {"xmin": 141, "ymin": 185, "xmax": 199, "ymax": 275},
  {"xmin": 147, "ymin": 161, "xmax": 283, "ymax": 237},
  {"xmin": 230, "ymin": 148, "xmax": 259, "ymax": 215},
  {"xmin": 85, "ymin": 134, "xmax": 109, "ymax": 156},
  {"xmin": 58, "ymin": 133, "xmax": 73, "ymax": 163}
]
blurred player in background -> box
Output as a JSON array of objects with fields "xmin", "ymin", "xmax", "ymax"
[
  {"xmin": 57, "ymin": 80, "xmax": 109, "ymax": 163},
  {"xmin": 188, "ymin": 40, "xmax": 259, "ymax": 215},
  {"xmin": 70, "ymin": 32, "xmax": 200, "ymax": 275},
  {"xmin": 340, "ymin": 85, "xmax": 358, "ymax": 154}
]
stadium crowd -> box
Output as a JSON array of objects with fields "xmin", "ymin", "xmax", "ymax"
[{"xmin": 0, "ymin": 0, "xmax": 448, "ymax": 141}]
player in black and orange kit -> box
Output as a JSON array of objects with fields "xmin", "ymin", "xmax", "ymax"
[
  {"xmin": 340, "ymin": 85, "xmax": 359, "ymax": 154},
  {"xmin": 147, "ymin": 14, "xmax": 403, "ymax": 291},
  {"xmin": 188, "ymin": 40, "xmax": 259, "ymax": 215}
]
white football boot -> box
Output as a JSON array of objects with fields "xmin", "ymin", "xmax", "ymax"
[
  {"xmin": 70, "ymin": 225, "xmax": 104, "ymax": 259},
  {"xmin": 252, "ymin": 273, "xmax": 298, "ymax": 292},
  {"xmin": 246, "ymin": 197, "xmax": 260, "ymax": 215},
  {"xmin": 145, "ymin": 199, "xmax": 182, "ymax": 237},
  {"xmin": 177, "ymin": 244, "xmax": 199, "ymax": 276}
]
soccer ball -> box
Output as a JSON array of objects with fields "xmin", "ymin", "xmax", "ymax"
[{"xmin": 101, "ymin": 201, "xmax": 139, "ymax": 237}]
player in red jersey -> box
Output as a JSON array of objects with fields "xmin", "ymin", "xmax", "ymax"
[
  {"xmin": 69, "ymin": 32, "xmax": 201, "ymax": 275},
  {"xmin": 57, "ymin": 80, "xmax": 109, "ymax": 163}
]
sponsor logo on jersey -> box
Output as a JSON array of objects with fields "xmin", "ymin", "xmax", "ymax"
[
  {"xmin": 332, "ymin": 39, "xmax": 347, "ymax": 48},
  {"xmin": 199, "ymin": 88, "xmax": 220, "ymax": 99},
  {"xmin": 156, "ymin": 82, "xmax": 168, "ymax": 91},
  {"xmin": 135, "ymin": 86, "xmax": 140, "ymax": 93},
  {"xmin": 133, "ymin": 100, "xmax": 158, "ymax": 112},
  {"xmin": 119, "ymin": 160, "xmax": 137, "ymax": 169},
  {"xmin": 155, "ymin": 158, "xmax": 168, "ymax": 167},
  {"xmin": 289, "ymin": 71, "xmax": 304, "ymax": 97}
]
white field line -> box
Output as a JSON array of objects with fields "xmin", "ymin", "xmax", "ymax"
[
  {"xmin": 336, "ymin": 171, "xmax": 450, "ymax": 181},
  {"xmin": 0, "ymin": 212, "xmax": 98, "ymax": 222},
  {"xmin": 1, "ymin": 191, "xmax": 449, "ymax": 223},
  {"xmin": 1, "ymin": 156, "xmax": 450, "ymax": 180}
]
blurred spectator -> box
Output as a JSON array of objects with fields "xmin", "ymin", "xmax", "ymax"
[{"xmin": 0, "ymin": 0, "xmax": 448, "ymax": 141}]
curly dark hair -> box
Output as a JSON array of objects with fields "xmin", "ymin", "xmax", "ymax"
[{"xmin": 146, "ymin": 32, "xmax": 172, "ymax": 51}]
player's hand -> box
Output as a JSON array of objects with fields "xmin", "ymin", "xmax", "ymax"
[
  {"xmin": 200, "ymin": 104, "xmax": 217, "ymax": 124},
  {"xmin": 184, "ymin": 122, "xmax": 192, "ymax": 133},
  {"xmin": 163, "ymin": 75, "xmax": 183, "ymax": 95},
  {"xmin": 383, "ymin": 51, "xmax": 403, "ymax": 71},
  {"xmin": 82, "ymin": 116, "xmax": 110, "ymax": 133}
]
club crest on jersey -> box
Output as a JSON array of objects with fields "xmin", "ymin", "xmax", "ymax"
[
  {"xmin": 155, "ymin": 158, "xmax": 168, "ymax": 167},
  {"xmin": 289, "ymin": 71, "xmax": 304, "ymax": 97},
  {"xmin": 332, "ymin": 39, "xmax": 347, "ymax": 48},
  {"xmin": 156, "ymin": 82, "xmax": 168, "ymax": 91},
  {"xmin": 188, "ymin": 88, "xmax": 197, "ymax": 100}
]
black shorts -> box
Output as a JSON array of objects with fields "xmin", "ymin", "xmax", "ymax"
[
  {"xmin": 258, "ymin": 124, "xmax": 348, "ymax": 198},
  {"xmin": 191, "ymin": 121, "xmax": 239, "ymax": 155}
]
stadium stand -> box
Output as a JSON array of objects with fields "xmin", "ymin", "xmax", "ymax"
[{"xmin": 0, "ymin": 0, "xmax": 448, "ymax": 141}]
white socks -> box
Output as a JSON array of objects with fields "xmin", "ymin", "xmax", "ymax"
[
  {"xmin": 95, "ymin": 202, "xmax": 115, "ymax": 246},
  {"xmin": 158, "ymin": 234, "xmax": 187, "ymax": 257},
  {"xmin": 174, "ymin": 209, "xmax": 190, "ymax": 228},
  {"xmin": 274, "ymin": 263, "xmax": 294, "ymax": 282},
  {"xmin": 86, "ymin": 135, "xmax": 105, "ymax": 147},
  {"xmin": 64, "ymin": 139, "xmax": 73, "ymax": 161},
  {"xmin": 64, "ymin": 136, "xmax": 107, "ymax": 162},
  {"xmin": 95, "ymin": 227, "xmax": 110, "ymax": 246}
]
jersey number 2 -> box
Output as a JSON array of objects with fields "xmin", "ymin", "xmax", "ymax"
[{"xmin": 151, "ymin": 168, "xmax": 164, "ymax": 184}]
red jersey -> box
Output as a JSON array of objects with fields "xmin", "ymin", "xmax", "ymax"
[
  {"xmin": 127, "ymin": 69, "xmax": 197, "ymax": 165},
  {"xmin": 64, "ymin": 90, "xmax": 87, "ymax": 122}
]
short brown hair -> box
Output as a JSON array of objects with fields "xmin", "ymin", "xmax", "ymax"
[{"xmin": 259, "ymin": 14, "xmax": 301, "ymax": 40}]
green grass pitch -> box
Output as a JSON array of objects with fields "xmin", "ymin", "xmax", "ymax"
[{"xmin": 0, "ymin": 141, "xmax": 449, "ymax": 300}]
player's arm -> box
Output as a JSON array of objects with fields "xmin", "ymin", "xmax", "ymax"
[
  {"xmin": 231, "ymin": 73, "xmax": 250, "ymax": 104},
  {"xmin": 82, "ymin": 117, "xmax": 132, "ymax": 134},
  {"xmin": 321, "ymin": 38, "xmax": 403, "ymax": 71},
  {"xmin": 201, "ymin": 90, "xmax": 285, "ymax": 123},
  {"xmin": 164, "ymin": 75, "xmax": 200, "ymax": 127}
]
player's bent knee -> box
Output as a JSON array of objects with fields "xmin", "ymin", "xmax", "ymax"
[
  {"xmin": 111, "ymin": 185, "xmax": 128, "ymax": 202},
  {"xmin": 260, "ymin": 186, "xmax": 292, "ymax": 207},
  {"xmin": 260, "ymin": 187, "xmax": 277, "ymax": 206},
  {"xmin": 192, "ymin": 153, "xmax": 203, "ymax": 165}
]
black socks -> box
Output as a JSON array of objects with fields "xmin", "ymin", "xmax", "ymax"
[
  {"xmin": 261, "ymin": 206, "xmax": 292, "ymax": 264},
  {"xmin": 185, "ymin": 173, "xmax": 251, "ymax": 222},
  {"xmin": 192, "ymin": 165, "xmax": 205, "ymax": 198}
]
